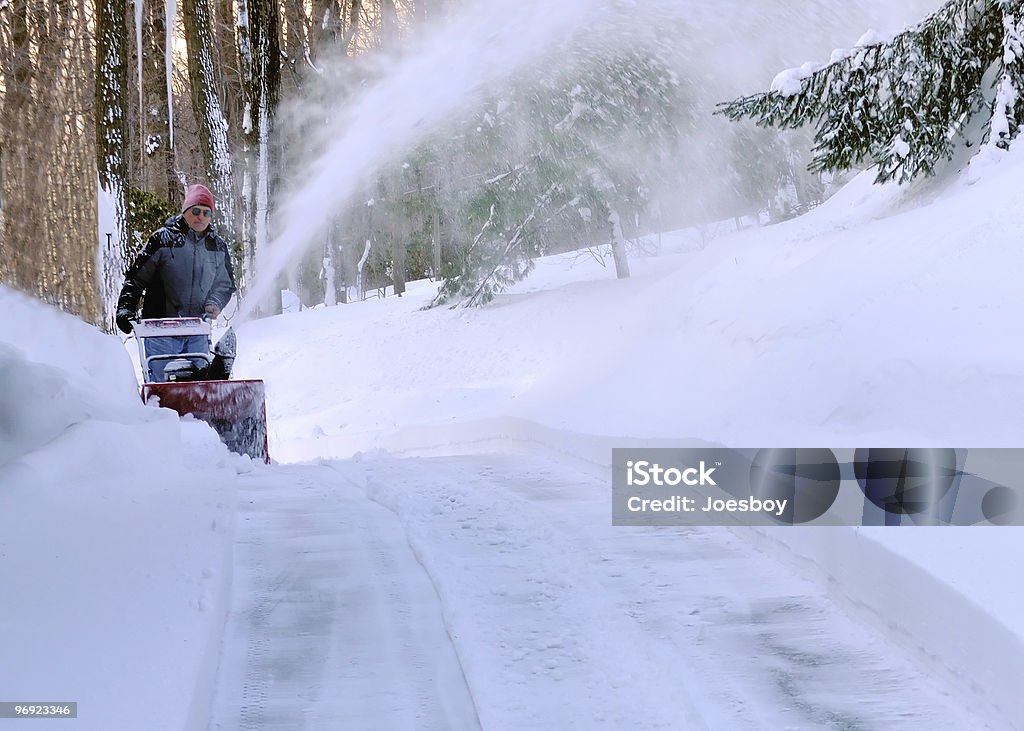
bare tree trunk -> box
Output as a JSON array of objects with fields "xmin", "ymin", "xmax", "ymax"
[
  {"xmin": 608, "ymin": 207, "xmax": 631, "ymax": 279},
  {"xmin": 410, "ymin": 0, "xmax": 443, "ymax": 31},
  {"xmin": 238, "ymin": 0, "xmax": 280, "ymax": 313},
  {"xmin": 1, "ymin": 0, "xmax": 100, "ymax": 323},
  {"xmin": 0, "ymin": 1, "xmax": 35, "ymax": 299},
  {"xmin": 213, "ymin": 0, "xmax": 246, "ymax": 258},
  {"xmin": 282, "ymin": 0, "xmax": 306, "ymax": 82},
  {"xmin": 391, "ymin": 180, "xmax": 406, "ymax": 295},
  {"xmin": 340, "ymin": 0, "xmax": 361, "ymax": 55},
  {"xmin": 381, "ymin": 0, "xmax": 399, "ymax": 46},
  {"xmin": 311, "ymin": 0, "xmax": 342, "ymax": 58},
  {"xmin": 308, "ymin": 0, "xmax": 343, "ymax": 304},
  {"xmin": 140, "ymin": 0, "xmax": 178, "ymax": 201},
  {"xmin": 214, "ymin": 0, "xmax": 239, "ymax": 98},
  {"xmin": 65, "ymin": 0, "xmax": 100, "ymax": 321},
  {"xmin": 96, "ymin": 0, "xmax": 131, "ymax": 330},
  {"xmin": 356, "ymin": 199, "xmax": 374, "ymax": 300},
  {"xmin": 432, "ymin": 173, "xmax": 442, "ymax": 278},
  {"xmin": 322, "ymin": 229, "xmax": 338, "ymax": 306},
  {"xmin": 183, "ymin": 0, "xmax": 234, "ymax": 232},
  {"xmin": 123, "ymin": 0, "xmax": 140, "ymax": 192}
]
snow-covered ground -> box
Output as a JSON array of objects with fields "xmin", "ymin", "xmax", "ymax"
[
  {"xmin": 0, "ymin": 290, "xmax": 237, "ymax": 730},
  {"xmin": 4, "ymin": 144, "xmax": 1024, "ymax": 728}
]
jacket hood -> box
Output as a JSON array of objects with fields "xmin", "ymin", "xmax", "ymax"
[{"xmin": 164, "ymin": 213, "xmax": 187, "ymax": 230}]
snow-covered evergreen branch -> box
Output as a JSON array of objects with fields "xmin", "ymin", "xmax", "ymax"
[{"xmin": 717, "ymin": 0, "xmax": 1024, "ymax": 184}]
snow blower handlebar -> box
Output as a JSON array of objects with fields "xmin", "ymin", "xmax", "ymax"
[
  {"xmin": 131, "ymin": 317, "xmax": 213, "ymax": 339},
  {"xmin": 133, "ymin": 318, "xmax": 213, "ymax": 384}
]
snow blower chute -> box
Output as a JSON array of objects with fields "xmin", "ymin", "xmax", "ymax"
[{"xmin": 133, "ymin": 317, "xmax": 270, "ymax": 462}]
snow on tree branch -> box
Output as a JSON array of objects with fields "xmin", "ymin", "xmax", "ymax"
[{"xmin": 717, "ymin": 0, "xmax": 1024, "ymax": 185}]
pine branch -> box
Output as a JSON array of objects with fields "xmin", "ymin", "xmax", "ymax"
[
  {"xmin": 462, "ymin": 183, "xmax": 559, "ymax": 308},
  {"xmin": 717, "ymin": 0, "xmax": 1014, "ymax": 184}
]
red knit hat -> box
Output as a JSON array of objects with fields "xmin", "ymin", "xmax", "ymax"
[{"xmin": 182, "ymin": 184, "xmax": 215, "ymax": 212}]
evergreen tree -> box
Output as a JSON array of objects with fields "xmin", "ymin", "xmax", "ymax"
[
  {"xmin": 431, "ymin": 34, "xmax": 685, "ymax": 307},
  {"xmin": 726, "ymin": 123, "xmax": 826, "ymax": 221},
  {"xmin": 717, "ymin": 0, "xmax": 1024, "ymax": 184}
]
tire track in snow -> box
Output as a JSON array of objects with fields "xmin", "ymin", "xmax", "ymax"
[
  {"xmin": 349, "ymin": 452, "xmax": 999, "ymax": 730},
  {"xmin": 207, "ymin": 465, "xmax": 480, "ymax": 730}
]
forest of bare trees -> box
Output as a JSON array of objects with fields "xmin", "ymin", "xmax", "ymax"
[
  {"xmin": 2, "ymin": 0, "xmax": 842, "ymax": 328},
  {"xmin": 0, "ymin": 0, "xmax": 450, "ymax": 329},
  {"xmin": 2, "ymin": 1, "xmax": 99, "ymax": 322}
]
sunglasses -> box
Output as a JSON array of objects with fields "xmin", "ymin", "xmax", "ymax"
[{"xmin": 189, "ymin": 207, "xmax": 213, "ymax": 218}]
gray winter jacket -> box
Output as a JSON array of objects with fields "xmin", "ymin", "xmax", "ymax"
[{"xmin": 117, "ymin": 214, "xmax": 236, "ymax": 319}]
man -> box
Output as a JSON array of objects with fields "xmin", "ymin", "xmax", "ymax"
[{"xmin": 116, "ymin": 184, "xmax": 236, "ymax": 382}]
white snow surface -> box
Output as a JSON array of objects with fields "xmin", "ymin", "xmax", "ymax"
[
  {"xmin": 4, "ymin": 147, "xmax": 1024, "ymax": 728},
  {"xmin": 770, "ymin": 61, "xmax": 821, "ymax": 96},
  {"xmin": 0, "ymin": 289, "xmax": 239, "ymax": 730},
  {"xmin": 96, "ymin": 179, "xmax": 125, "ymax": 327}
]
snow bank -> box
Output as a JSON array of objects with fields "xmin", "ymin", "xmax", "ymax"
[
  {"xmin": 0, "ymin": 287, "xmax": 240, "ymax": 730},
  {"xmin": 742, "ymin": 526, "xmax": 1024, "ymax": 726},
  {"xmin": 0, "ymin": 287, "xmax": 143, "ymax": 466}
]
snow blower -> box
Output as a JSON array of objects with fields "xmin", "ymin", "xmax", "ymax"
[{"xmin": 132, "ymin": 317, "xmax": 270, "ymax": 462}]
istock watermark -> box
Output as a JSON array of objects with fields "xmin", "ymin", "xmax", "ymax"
[
  {"xmin": 611, "ymin": 448, "xmax": 1024, "ymax": 526},
  {"xmin": 626, "ymin": 460, "xmax": 719, "ymax": 487}
]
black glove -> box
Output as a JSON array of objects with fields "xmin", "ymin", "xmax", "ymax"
[{"xmin": 115, "ymin": 309, "xmax": 135, "ymax": 334}]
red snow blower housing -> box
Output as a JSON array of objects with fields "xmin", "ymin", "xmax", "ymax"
[{"xmin": 133, "ymin": 317, "xmax": 270, "ymax": 462}]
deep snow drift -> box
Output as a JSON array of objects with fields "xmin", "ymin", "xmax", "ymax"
[{"xmin": 0, "ymin": 288, "xmax": 243, "ymax": 729}]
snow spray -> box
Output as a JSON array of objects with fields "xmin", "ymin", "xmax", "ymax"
[{"xmin": 236, "ymin": 0, "xmax": 609, "ymax": 320}]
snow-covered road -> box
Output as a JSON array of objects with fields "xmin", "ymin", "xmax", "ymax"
[
  {"xmin": 207, "ymin": 463, "xmax": 480, "ymax": 730},
  {"xmin": 207, "ymin": 453, "xmax": 989, "ymax": 730}
]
